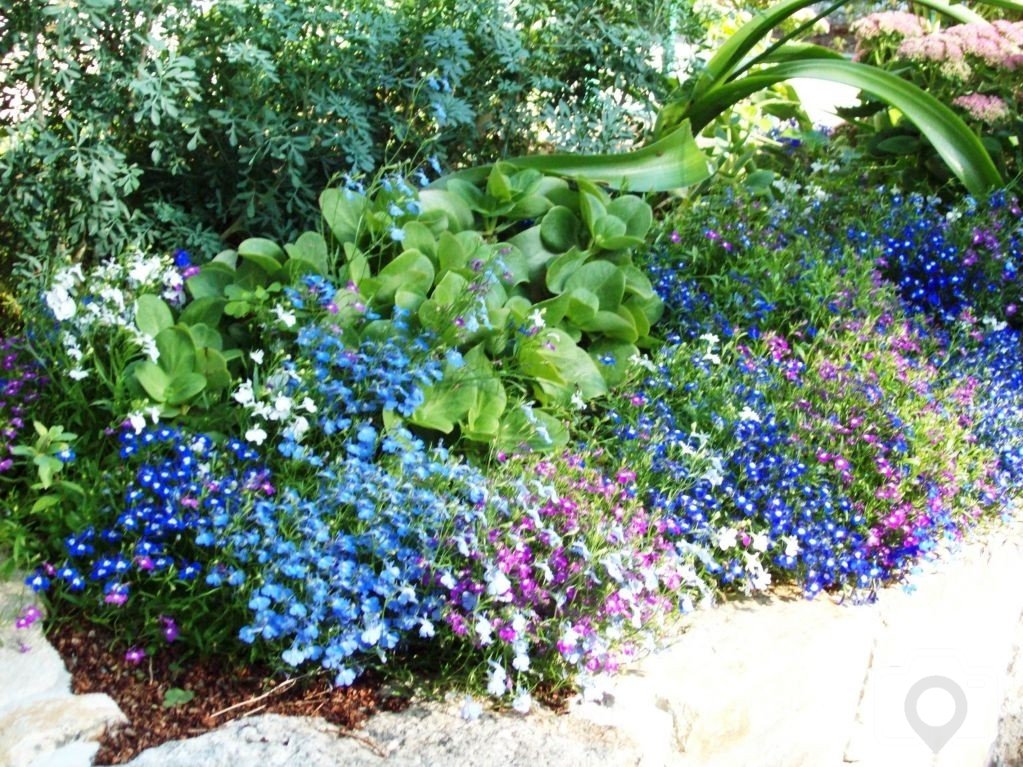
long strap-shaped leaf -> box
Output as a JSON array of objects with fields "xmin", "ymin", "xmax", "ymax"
[
  {"xmin": 444, "ymin": 122, "xmax": 712, "ymax": 193},
  {"xmin": 911, "ymin": 0, "xmax": 986, "ymax": 23},
  {"xmin": 687, "ymin": 60, "xmax": 1003, "ymax": 195},
  {"xmin": 692, "ymin": 0, "xmax": 851, "ymax": 98},
  {"xmin": 972, "ymin": 0, "xmax": 1023, "ymax": 12}
]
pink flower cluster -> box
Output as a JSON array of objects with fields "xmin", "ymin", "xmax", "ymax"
[
  {"xmin": 953, "ymin": 92, "xmax": 1011, "ymax": 124},
  {"xmin": 898, "ymin": 20, "xmax": 1023, "ymax": 76},
  {"xmin": 852, "ymin": 11, "xmax": 927, "ymax": 42}
]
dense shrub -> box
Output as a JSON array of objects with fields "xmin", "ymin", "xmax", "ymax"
[{"xmin": 0, "ymin": 0, "xmax": 699, "ymax": 290}]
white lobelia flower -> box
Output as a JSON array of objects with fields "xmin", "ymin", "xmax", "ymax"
[
  {"xmin": 273, "ymin": 394, "xmax": 293, "ymax": 417},
  {"xmin": 68, "ymin": 367, "xmax": 88, "ymax": 380},
  {"xmin": 486, "ymin": 662, "xmax": 507, "ymax": 697},
  {"xmin": 286, "ymin": 415, "xmax": 310, "ymax": 442},
  {"xmin": 751, "ymin": 531, "xmax": 770, "ymax": 552},
  {"xmin": 511, "ymin": 690, "xmax": 532, "ymax": 714},
  {"xmin": 300, "ymin": 396, "xmax": 317, "ymax": 413},
  {"xmin": 528, "ymin": 308, "xmax": 545, "ymax": 329},
  {"xmin": 273, "ymin": 305, "xmax": 297, "ymax": 327},
  {"xmin": 128, "ymin": 412, "xmax": 147, "ymax": 435},
  {"xmin": 128, "ymin": 256, "xmax": 163, "ymax": 286},
  {"xmin": 570, "ymin": 390, "xmax": 586, "ymax": 411},
  {"xmin": 245, "ymin": 426, "xmax": 268, "ymax": 445},
  {"xmin": 250, "ymin": 349, "xmax": 265, "ymax": 365},
  {"xmin": 233, "ymin": 381, "xmax": 256, "ymax": 407},
  {"xmin": 784, "ymin": 535, "xmax": 801, "ymax": 558},
  {"xmin": 738, "ymin": 406, "xmax": 761, "ymax": 422},
  {"xmin": 460, "ymin": 696, "xmax": 483, "ymax": 721},
  {"xmin": 485, "ymin": 566, "xmax": 512, "ymax": 599},
  {"xmin": 716, "ymin": 527, "xmax": 738, "ymax": 550},
  {"xmin": 44, "ymin": 285, "xmax": 77, "ymax": 321}
]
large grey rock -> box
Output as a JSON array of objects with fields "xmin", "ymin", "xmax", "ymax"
[
  {"xmin": 0, "ymin": 580, "xmax": 126, "ymax": 767},
  {"xmin": 118, "ymin": 703, "xmax": 644, "ymax": 767}
]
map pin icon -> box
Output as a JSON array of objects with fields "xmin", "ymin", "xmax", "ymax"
[{"xmin": 904, "ymin": 675, "xmax": 968, "ymax": 754}]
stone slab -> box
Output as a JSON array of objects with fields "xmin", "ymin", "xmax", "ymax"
[
  {"xmin": 119, "ymin": 705, "xmax": 644, "ymax": 767},
  {"xmin": 845, "ymin": 522, "xmax": 1023, "ymax": 767}
]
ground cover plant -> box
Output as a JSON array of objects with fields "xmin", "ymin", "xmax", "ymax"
[{"xmin": 2, "ymin": 0, "xmax": 1022, "ymax": 759}]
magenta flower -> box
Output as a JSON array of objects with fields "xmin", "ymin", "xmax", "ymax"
[
  {"xmin": 14, "ymin": 605, "xmax": 42, "ymax": 630},
  {"xmin": 124, "ymin": 647, "xmax": 146, "ymax": 665},
  {"xmin": 160, "ymin": 616, "xmax": 179, "ymax": 643}
]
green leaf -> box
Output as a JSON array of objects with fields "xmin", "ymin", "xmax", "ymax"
[
  {"xmin": 237, "ymin": 238, "xmax": 285, "ymax": 275},
  {"xmin": 195, "ymin": 347, "xmax": 231, "ymax": 391},
  {"xmin": 185, "ymin": 323, "xmax": 223, "ymax": 351},
  {"xmin": 463, "ymin": 346, "xmax": 507, "ymax": 439},
  {"xmin": 563, "ymin": 261, "xmax": 626, "ymax": 310},
  {"xmin": 187, "ymin": 266, "xmax": 234, "ymax": 300},
  {"xmin": 681, "ymin": 0, "xmax": 849, "ymax": 106},
  {"xmin": 179, "ymin": 296, "xmax": 226, "ymax": 328},
  {"xmin": 164, "ymin": 372, "xmax": 208, "ymax": 406},
  {"xmin": 30, "ymin": 495, "xmax": 62, "ymax": 514},
  {"xmin": 134, "ymin": 361, "xmax": 170, "ymax": 402},
  {"xmin": 444, "ymin": 122, "xmax": 712, "ymax": 193},
  {"xmin": 494, "ymin": 405, "xmax": 568, "ymax": 452},
  {"xmin": 437, "ymin": 231, "xmax": 469, "ymax": 273},
  {"xmin": 162, "ymin": 688, "xmax": 195, "ymax": 709},
  {"xmin": 589, "ymin": 340, "xmax": 639, "ymax": 387},
  {"xmin": 564, "ymin": 287, "xmax": 600, "ymax": 325},
  {"xmin": 546, "ymin": 248, "xmax": 590, "ymax": 295},
  {"xmin": 539, "ymin": 206, "xmax": 581, "ymax": 253},
  {"xmin": 874, "ymin": 135, "xmax": 921, "ymax": 155},
  {"xmin": 135, "ymin": 295, "xmax": 174, "ymax": 337},
  {"xmin": 508, "ymin": 226, "xmax": 560, "ymax": 281},
  {"xmin": 418, "ymin": 188, "xmax": 475, "ymax": 231},
  {"xmin": 686, "ymin": 59, "xmax": 1002, "ymax": 195},
  {"xmin": 621, "ymin": 265, "xmax": 658, "ymax": 301},
  {"xmin": 369, "ymin": 250, "xmax": 435, "ymax": 304},
  {"xmin": 155, "ymin": 327, "xmax": 197, "ymax": 377},
  {"xmin": 910, "ymin": 0, "xmax": 985, "ymax": 23},
  {"xmin": 431, "ymin": 271, "xmax": 470, "ymax": 306},
  {"xmin": 320, "ymin": 188, "xmax": 367, "ymax": 244},
  {"xmin": 579, "ymin": 308, "xmax": 638, "ymax": 342},
  {"xmin": 605, "ymin": 196, "xmax": 653, "ymax": 240},
  {"xmin": 486, "ymin": 165, "xmax": 513, "ymax": 201},
  {"xmin": 518, "ymin": 329, "xmax": 608, "ymax": 404},
  {"xmin": 402, "ymin": 222, "xmax": 437, "ymax": 257},
  {"xmin": 412, "ymin": 377, "xmax": 475, "ymax": 434},
  {"xmin": 284, "ymin": 231, "xmax": 329, "ymax": 276},
  {"xmin": 579, "ymin": 189, "xmax": 608, "ymax": 236}
]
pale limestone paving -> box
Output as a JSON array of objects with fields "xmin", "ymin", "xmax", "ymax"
[
  {"xmin": 844, "ymin": 519, "xmax": 1023, "ymax": 767},
  {"xmin": 2, "ymin": 519, "xmax": 1023, "ymax": 767},
  {"xmin": 573, "ymin": 591, "xmax": 879, "ymax": 767}
]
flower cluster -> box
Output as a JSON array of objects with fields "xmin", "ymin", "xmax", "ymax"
[
  {"xmin": 851, "ymin": 11, "xmax": 928, "ymax": 43},
  {"xmin": 898, "ymin": 21, "xmax": 1023, "ymax": 77},
  {"xmin": 26, "ymin": 425, "xmax": 270, "ymax": 653},
  {"xmin": 952, "ymin": 92, "xmax": 1011, "ymax": 125},
  {"xmin": 443, "ymin": 453, "xmax": 701, "ymax": 705},
  {"xmin": 41, "ymin": 252, "xmax": 195, "ymax": 381},
  {"xmin": 860, "ymin": 191, "xmax": 1022, "ymax": 324},
  {"xmin": 947, "ymin": 325, "xmax": 1023, "ymax": 489},
  {"xmin": 0, "ymin": 337, "xmax": 48, "ymax": 474}
]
